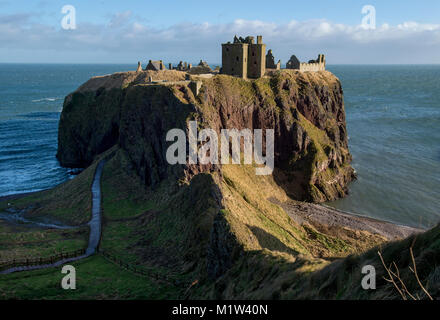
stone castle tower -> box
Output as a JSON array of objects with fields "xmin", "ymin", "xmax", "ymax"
[{"xmin": 221, "ymin": 35, "xmax": 266, "ymax": 79}]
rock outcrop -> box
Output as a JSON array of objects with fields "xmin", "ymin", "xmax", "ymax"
[
  {"xmin": 57, "ymin": 69, "xmax": 355, "ymax": 202},
  {"xmin": 56, "ymin": 68, "xmax": 361, "ymax": 285}
]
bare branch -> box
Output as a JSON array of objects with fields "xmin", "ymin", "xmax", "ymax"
[
  {"xmin": 378, "ymin": 251, "xmax": 407, "ymax": 300},
  {"xmin": 389, "ymin": 262, "xmax": 416, "ymax": 300},
  {"xmin": 409, "ymin": 246, "xmax": 433, "ymax": 301}
]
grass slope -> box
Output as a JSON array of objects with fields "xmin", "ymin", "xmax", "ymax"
[{"xmin": 0, "ymin": 148, "xmax": 407, "ymax": 299}]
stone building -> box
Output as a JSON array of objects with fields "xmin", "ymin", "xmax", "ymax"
[
  {"xmin": 286, "ymin": 54, "xmax": 325, "ymax": 71},
  {"xmin": 286, "ymin": 55, "xmax": 300, "ymax": 69},
  {"xmin": 145, "ymin": 60, "xmax": 167, "ymax": 71},
  {"xmin": 266, "ymin": 49, "xmax": 281, "ymax": 70},
  {"xmin": 174, "ymin": 61, "xmax": 193, "ymax": 71},
  {"xmin": 198, "ymin": 60, "xmax": 210, "ymax": 68},
  {"xmin": 176, "ymin": 61, "xmax": 185, "ymax": 71},
  {"xmin": 221, "ymin": 35, "xmax": 266, "ymax": 79},
  {"xmin": 136, "ymin": 61, "xmax": 142, "ymax": 72},
  {"xmin": 188, "ymin": 60, "xmax": 213, "ymax": 75}
]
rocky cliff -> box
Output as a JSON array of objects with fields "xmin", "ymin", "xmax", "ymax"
[
  {"xmin": 55, "ymin": 68, "xmax": 377, "ymax": 288},
  {"xmin": 57, "ymin": 69, "xmax": 355, "ymax": 203}
]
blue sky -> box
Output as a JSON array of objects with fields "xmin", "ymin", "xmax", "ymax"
[{"xmin": 1, "ymin": 0, "xmax": 440, "ymax": 63}]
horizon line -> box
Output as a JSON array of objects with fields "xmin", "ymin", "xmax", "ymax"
[{"xmin": 1, "ymin": 62, "xmax": 440, "ymax": 66}]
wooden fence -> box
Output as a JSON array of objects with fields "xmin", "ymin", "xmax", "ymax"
[
  {"xmin": 0, "ymin": 248, "xmax": 86, "ymax": 272},
  {"xmin": 0, "ymin": 248, "xmax": 196, "ymax": 294},
  {"xmin": 99, "ymin": 250, "xmax": 187, "ymax": 287}
]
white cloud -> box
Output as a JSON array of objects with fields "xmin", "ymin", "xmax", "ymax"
[
  {"xmin": 1, "ymin": 15, "xmax": 440, "ymax": 64},
  {"xmin": 108, "ymin": 11, "xmax": 132, "ymax": 28}
]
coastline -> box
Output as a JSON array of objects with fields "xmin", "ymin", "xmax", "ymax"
[
  {"xmin": 320, "ymin": 203, "xmax": 426, "ymax": 232},
  {"xmin": 0, "ymin": 191, "xmax": 41, "ymax": 202},
  {"xmin": 1, "ymin": 188, "xmax": 424, "ymax": 241},
  {"xmin": 270, "ymin": 198, "xmax": 424, "ymax": 241},
  {"xmin": 0, "ymin": 160, "xmax": 105, "ymax": 274}
]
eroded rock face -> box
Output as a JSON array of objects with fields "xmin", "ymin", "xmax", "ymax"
[
  {"xmin": 57, "ymin": 69, "xmax": 354, "ymax": 202},
  {"xmin": 188, "ymin": 70, "xmax": 355, "ymax": 202},
  {"xmin": 56, "ymin": 88, "xmax": 124, "ymax": 167}
]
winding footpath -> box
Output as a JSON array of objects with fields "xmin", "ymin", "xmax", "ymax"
[{"xmin": 0, "ymin": 160, "xmax": 105, "ymax": 275}]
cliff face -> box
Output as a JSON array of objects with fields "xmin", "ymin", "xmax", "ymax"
[
  {"xmin": 56, "ymin": 88, "xmax": 123, "ymax": 167},
  {"xmin": 57, "ymin": 69, "xmax": 355, "ymax": 203},
  {"xmin": 195, "ymin": 71, "xmax": 354, "ymax": 202},
  {"xmin": 56, "ymin": 70, "xmax": 187, "ymax": 168}
]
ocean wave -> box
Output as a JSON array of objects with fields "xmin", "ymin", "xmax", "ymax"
[
  {"xmin": 15, "ymin": 117, "xmax": 59, "ymax": 122},
  {"xmin": 17, "ymin": 112, "xmax": 61, "ymax": 121},
  {"xmin": 0, "ymin": 189, "xmax": 43, "ymax": 198},
  {"xmin": 31, "ymin": 97, "xmax": 62, "ymax": 103}
]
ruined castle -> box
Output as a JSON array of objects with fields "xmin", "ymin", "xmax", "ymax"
[
  {"xmin": 137, "ymin": 35, "xmax": 325, "ymax": 81},
  {"xmin": 286, "ymin": 54, "xmax": 326, "ymax": 72},
  {"xmin": 221, "ymin": 35, "xmax": 326, "ymax": 78},
  {"xmin": 221, "ymin": 35, "xmax": 266, "ymax": 79}
]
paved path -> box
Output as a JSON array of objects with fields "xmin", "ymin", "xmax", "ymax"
[{"xmin": 0, "ymin": 160, "xmax": 105, "ymax": 274}]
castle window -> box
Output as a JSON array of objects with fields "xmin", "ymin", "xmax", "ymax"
[
  {"xmin": 236, "ymin": 56, "xmax": 239, "ymax": 61},
  {"xmin": 252, "ymin": 52, "xmax": 255, "ymax": 56}
]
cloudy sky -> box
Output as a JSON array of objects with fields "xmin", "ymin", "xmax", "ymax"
[{"xmin": 1, "ymin": 0, "xmax": 440, "ymax": 64}]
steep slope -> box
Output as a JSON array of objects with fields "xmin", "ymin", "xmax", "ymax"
[{"xmin": 299, "ymin": 224, "xmax": 440, "ymax": 299}]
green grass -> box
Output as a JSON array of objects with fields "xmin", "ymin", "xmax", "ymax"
[
  {"xmin": 302, "ymin": 224, "xmax": 350, "ymax": 254},
  {"xmin": 293, "ymin": 224, "xmax": 440, "ymax": 299},
  {"xmin": 101, "ymin": 150, "xmax": 158, "ymax": 220},
  {"xmin": 0, "ymin": 255, "xmax": 180, "ymax": 299},
  {"xmin": 0, "ymin": 157, "xmax": 103, "ymax": 263},
  {"xmin": 2, "ymin": 160, "xmax": 100, "ymax": 226},
  {"xmin": 0, "ymin": 221, "xmax": 88, "ymax": 261},
  {"xmin": 98, "ymin": 150, "xmax": 207, "ymax": 286},
  {"xmin": 0, "ymin": 150, "xmax": 192, "ymax": 299}
]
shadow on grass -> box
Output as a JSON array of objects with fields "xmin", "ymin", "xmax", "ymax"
[{"xmin": 247, "ymin": 225, "xmax": 299, "ymax": 257}]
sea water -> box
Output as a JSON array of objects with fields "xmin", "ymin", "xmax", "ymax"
[{"xmin": 327, "ymin": 65, "xmax": 440, "ymax": 228}]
